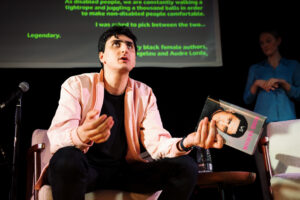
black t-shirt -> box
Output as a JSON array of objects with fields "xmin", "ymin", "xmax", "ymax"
[{"xmin": 86, "ymin": 90, "xmax": 127, "ymax": 167}]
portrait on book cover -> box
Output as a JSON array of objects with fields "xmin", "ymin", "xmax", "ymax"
[
  {"xmin": 200, "ymin": 98, "xmax": 248, "ymax": 138},
  {"xmin": 199, "ymin": 97, "xmax": 267, "ymax": 155}
]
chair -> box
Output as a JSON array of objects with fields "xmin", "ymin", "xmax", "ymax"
[
  {"xmin": 26, "ymin": 129, "xmax": 161, "ymax": 200},
  {"xmin": 196, "ymin": 171, "xmax": 256, "ymax": 200},
  {"xmin": 260, "ymin": 119, "xmax": 300, "ymax": 200}
]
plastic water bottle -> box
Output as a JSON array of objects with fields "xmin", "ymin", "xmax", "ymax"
[{"xmin": 196, "ymin": 147, "xmax": 213, "ymax": 173}]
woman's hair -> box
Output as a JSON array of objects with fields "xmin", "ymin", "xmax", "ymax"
[{"xmin": 259, "ymin": 28, "xmax": 281, "ymax": 40}]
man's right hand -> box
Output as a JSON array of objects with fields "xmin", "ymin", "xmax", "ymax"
[{"xmin": 77, "ymin": 110, "xmax": 114, "ymax": 144}]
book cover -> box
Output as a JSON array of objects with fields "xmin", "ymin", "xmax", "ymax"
[{"xmin": 199, "ymin": 97, "xmax": 267, "ymax": 155}]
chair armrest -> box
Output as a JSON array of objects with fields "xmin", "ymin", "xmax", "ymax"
[
  {"xmin": 26, "ymin": 143, "xmax": 45, "ymax": 200},
  {"xmin": 197, "ymin": 171, "xmax": 256, "ymax": 187},
  {"xmin": 259, "ymin": 136, "xmax": 273, "ymax": 196},
  {"xmin": 259, "ymin": 137, "xmax": 273, "ymax": 179},
  {"xmin": 28, "ymin": 143, "xmax": 45, "ymax": 154}
]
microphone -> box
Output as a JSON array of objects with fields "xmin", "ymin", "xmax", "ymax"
[{"xmin": 0, "ymin": 81, "xmax": 30, "ymax": 109}]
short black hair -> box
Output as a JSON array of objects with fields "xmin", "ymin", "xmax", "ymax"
[
  {"xmin": 231, "ymin": 112, "xmax": 248, "ymax": 138},
  {"xmin": 98, "ymin": 26, "xmax": 137, "ymax": 54}
]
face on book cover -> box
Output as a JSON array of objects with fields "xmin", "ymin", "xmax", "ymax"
[{"xmin": 212, "ymin": 111, "xmax": 240, "ymax": 135}]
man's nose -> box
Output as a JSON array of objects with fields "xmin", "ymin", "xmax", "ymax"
[{"xmin": 121, "ymin": 43, "xmax": 128, "ymax": 53}]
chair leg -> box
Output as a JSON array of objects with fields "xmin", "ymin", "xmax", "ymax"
[
  {"xmin": 218, "ymin": 186, "xmax": 239, "ymax": 200},
  {"xmin": 26, "ymin": 148, "xmax": 34, "ymax": 200},
  {"xmin": 217, "ymin": 185, "xmax": 226, "ymax": 200}
]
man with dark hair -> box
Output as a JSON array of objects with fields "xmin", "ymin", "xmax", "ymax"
[
  {"xmin": 98, "ymin": 26, "xmax": 138, "ymax": 56},
  {"xmin": 38, "ymin": 26, "xmax": 224, "ymax": 200}
]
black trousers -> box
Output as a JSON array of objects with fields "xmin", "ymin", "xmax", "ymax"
[{"xmin": 47, "ymin": 146, "xmax": 198, "ymax": 200}]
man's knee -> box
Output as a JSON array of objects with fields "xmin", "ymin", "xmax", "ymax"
[
  {"xmin": 49, "ymin": 146, "xmax": 88, "ymax": 176},
  {"xmin": 158, "ymin": 156, "xmax": 198, "ymax": 199},
  {"xmin": 158, "ymin": 155, "xmax": 198, "ymax": 187},
  {"xmin": 173, "ymin": 155, "xmax": 198, "ymax": 181}
]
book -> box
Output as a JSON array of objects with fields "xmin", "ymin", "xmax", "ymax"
[{"xmin": 198, "ymin": 97, "xmax": 267, "ymax": 155}]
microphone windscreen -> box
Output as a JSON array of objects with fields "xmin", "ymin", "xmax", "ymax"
[{"xmin": 19, "ymin": 82, "xmax": 29, "ymax": 92}]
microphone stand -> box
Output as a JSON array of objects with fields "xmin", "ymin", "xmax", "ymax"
[{"xmin": 9, "ymin": 95, "xmax": 23, "ymax": 200}]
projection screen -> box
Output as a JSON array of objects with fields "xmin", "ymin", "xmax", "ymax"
[{"xmin": 0, "ymin": 0, "xmax": 222, "ymax": 68}]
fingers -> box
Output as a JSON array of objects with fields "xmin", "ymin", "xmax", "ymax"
[
  {"xmin": 196, "ymin": 119, "xmax": 203, "ymax": 133},
  {"xmin": 265, "ymin": 78, "xmax": 280, "ymax": 91},
  {"xmin": 91, "ymin": 117, "xmax": 114, "ymax": 143},
  {"xmin": 258, "ymin": 79, "xmax": 279, "ymax": 92},
  {"xmin": 199, "ymin": 118, "xmax": 208, "ymax": 147},
  {"xmin": 212, "ymin": 134, "xmax": 224, "ymax": 149},
  {"xmin": 91, "ymin": 130, "xmax": 111, "ymax": 143},
  {"xmin": 209, "ymin": 120, "xmax": 224, "ymax": 149},
  {"xmin": 77, "ymin": 110, "xmax": 115, "ymax": 144},
  {"xmin": 86, "ymin": 110, "xmax": 100, "ymax": 121},
  {"xmin": 204, "ymin": 120, "xmax": 216, "ymax": 148},
  {"xmin": 84, "ymin": 114, "xmax": 110, "ymax": 133},
  {"xmin": 88, "ymin": 116, "xmax": 114, "ymax": 138},
  {"xmin": 77, "ymin": 110, "xmax": 102, "ymax": 143},
  {"xmin": 196, "ymin": 117, "xmax": 210, "ymax": 148},
  {"xmin": 195, "ymin": 118, "xmax": 204, "ymax": 147},
  {"xmin": 257, "ymin": 80, "xmax": 267, "ymax": 89},
  {"xmin": 81, "ymin": 110, "xmax": 114, "ymax": 143},
  {"xmin": 195, "ymin": 118, "xmax": 224, "ymax": 149},
  {"xmin": 87, "ymin": 114, "xmax": 107, "ymax": 128}
]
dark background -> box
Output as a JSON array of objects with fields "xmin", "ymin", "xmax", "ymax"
[{"xmin": 1, "ymin": 0, "xmax": 300, "ymax": 199}]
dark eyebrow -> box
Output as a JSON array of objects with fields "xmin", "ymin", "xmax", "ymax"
[
  {"xmin": 125, "ymin": 41, "xmax": 133, "ymax": 46},
  {"xmin": 111, "ymin": 39, "xmax": 121, "ymax": 43},
  {"xmin": 111, "ymin": 39, "xmax": 133, "ymax": 46}
]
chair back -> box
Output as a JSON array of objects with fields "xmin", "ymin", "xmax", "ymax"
[
  {"xmin": 267, "ymin": 119, "xmax": 300, "ymax": 175},
  {"xmin": 31, "ymin": 129, "xmax": 52, "ymax": 172}
]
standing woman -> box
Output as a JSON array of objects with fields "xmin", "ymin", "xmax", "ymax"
[
  {"xmin": 243, "ymin": 29, "xmax": 300, "ymax": 123},
  {"xmin": 243, "ymin": 29, "xmax": 300, "ymax": 200}
]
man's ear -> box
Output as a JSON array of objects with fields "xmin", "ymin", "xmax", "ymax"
[{"xmin": 99, "ymin": 52, "xmax": 104, "ymax": 64}]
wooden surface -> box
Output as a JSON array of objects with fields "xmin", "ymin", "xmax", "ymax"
[{"xmin": 197, "ymin": 171, "xmax": 256, "ymax": 188}]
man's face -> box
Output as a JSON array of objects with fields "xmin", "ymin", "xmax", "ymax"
[
  {"xmin": 211, "ymin": 111, "xmax": 240, "ymax": 135},
  {"xmin": 99, "ymin": 34, "xmax": 136, "ymax": 73}
]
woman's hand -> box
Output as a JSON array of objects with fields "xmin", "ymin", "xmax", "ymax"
[
  {"xmin": 251, "ymin": 78, "xmax": 289, "ymax": 93},
  {"xmin": 265, "ymin": 78, "xmax": 280, "ymax": 92}
]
